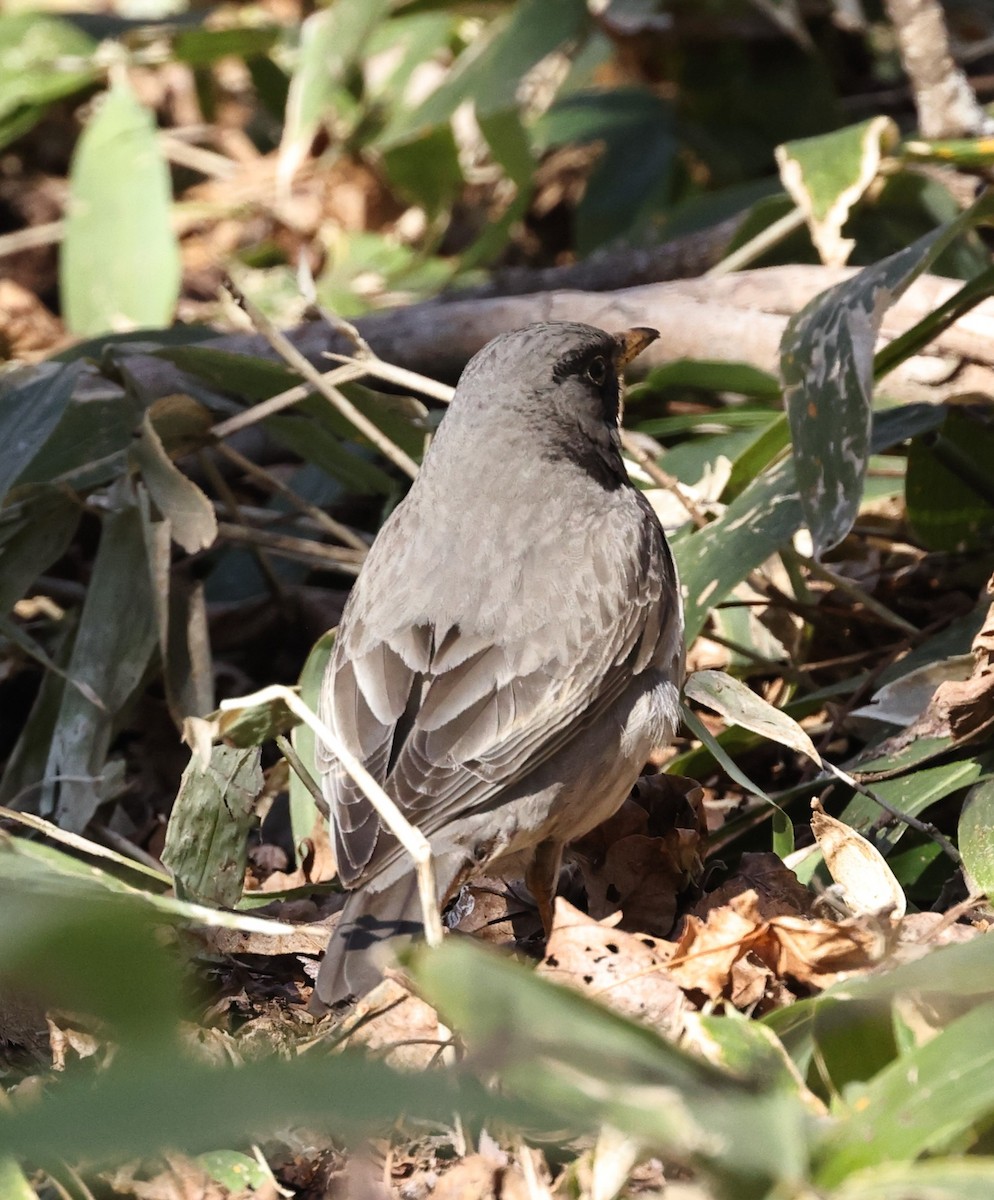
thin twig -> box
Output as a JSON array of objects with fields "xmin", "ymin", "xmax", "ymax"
[
  {"xmin": 0, "ymin": 220, "xmax": 64, "ymax": 259},
  {"xmin": 214, "ymin": 440, "xmax": 369, "ymax": 553},
  {"xmin": 275, "ymin": 734, "xmax": 330, "ymax": 821},
  {"xmin": 322, "ymin": 351, "xmax": 457, "ymax": 404},
  {"xmin": 215, "ymin": 521, "xmax": 364, "ymax": 574},
  {"xmin": 795, "ymin": 553, "xmax": 919, "ymax": 636},
  {"xmin": 822, "ymin": 760, "xmax": 962, "ymax": 864},
  {"xmin": 198, "ymin": 450, "xmax": 285, "ymax": 598},
  {"xmin": 705, "ymin": 206, "xmax": 807, "ymax": 278},
  {"xmin": 224, "ymin": 280, "xmax": 420, "ymax": 479},
  {"xmin": 619, "ymin": 431, "xmax": 709, "ymax": 528},
  {"xmin": 209, "ymin": 368, "xmax": 364, "ymax": 441},
  {"xmin": 221, "ymin": 685, "xmax": 444, "ymax": 948}
]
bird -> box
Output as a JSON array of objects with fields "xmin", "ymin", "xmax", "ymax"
[{"xmin": 310, "ymin": 321, "xmax": 685, "ymax": 1012}]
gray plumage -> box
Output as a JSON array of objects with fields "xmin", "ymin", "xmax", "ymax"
[{"xmin": 311, "ymin": 321, "xmax": 684, "ymax": 1011}]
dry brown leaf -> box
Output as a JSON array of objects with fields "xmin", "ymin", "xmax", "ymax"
[
  {"xmin": 337, "ymin": 977, "xmax": 446, "ymax": 1071},
  {"xmin": 540, "ymin": 899, "xmax": 688, "ymax": 1035},
  {"xmin": 690, "ymin": 852, "xmax": 815, "ymax": 921},
  {"xmin": 105, "ymin": 1153, "xmax": 234, "ymax": 1200},
  {"xmin": 430, "ymin": 1155, "xmax": 502, "ymax": 1200},
  {"xmin": 670, "ymin": 889, "xmax": 893, "ymax": 1004},
  {"xmin": 810, "ymin": 801, "xmax": 906, "ymax": 918},
  {"xmin": 572, "ymin": 774, "xmax": 706, "ymax": 934}
]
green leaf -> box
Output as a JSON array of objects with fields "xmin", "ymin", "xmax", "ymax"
[
  {"xmin": 172, "ymin": 25, "xmax": 280, "ymax": 67},
  {"xmin": 833, "ymin": 1158, "xmax": 994, "ymax": 1200},
  {"xmin": 841, "ymin": 754, "xmax": 994, "ymax": 844},
  {"xmin": 0, "ymin": 858, "xmax": 187, "ymax": 1041},
  {"xmin": 154, "ymin": 345, "xmax": 299, "ymax": 401},
  {"xmin": 411, "ymin": 938, "xmax": 809, "ymax": 1196},
  {"xmin": 780, "ymin": 190, "xmax": 994, "ymax": 556},
  {"xmin": 10, "ymin": 391, "xmax": 137, "ymax": 492},
  {"xmin": 815, "ymin": 1000, "xmax": 994, "ymax": 1185},
  {"xmin": 0, "ymin": 492, "xmax": 80, "ymax": 617},
  {"xmin": 0, "ymin": 1049, "xmax": 512, "ymax": 1167},
  {"xmin": 39, "ymin": 481, "xmax": 159, "ymax": 831},
  {"xmin": 0, "ymin": 362, "xmax": 81, "ymax": 501},
  {"xmin": 906, "ymin": 408, "xmax": 994, "ymax": 551},
  {"xmin": 959, "ymin": 777, "xmax": 994, "ymax": 898},
  {"xmin": 775, "ymin": 117, "xmax": 898, "ymax": 266},
  {"xmin": 538, "ymin": 88, "xmax": 677, "ymax": 253},
  {"xmin": 280, "ymin": 0, "xmax": 390, "ymax": 175},
  {"xmin": 381, "ymin": 0, "xmax": 588, "ymax": 146},
  {"xmin": 290, "ymin": 629, "xmax": 335, "ymax": 850},
  {"xmin": 196, "ymin": 1150, "xmax": 272, "ymax": 1191},
  {"xmin": 162, "ymin": 745, "xmax": 262, "ymax": 908},
  {"xmin": 675, "ymin": 402, "xmax": 944, "ymax": 643},
  {"xmin": 62, "ymin": 79, "xmax": 181, "ymax": 335},
  {"xmin": 0, "ymin": 14, "xmax": 98, "ymax": 148}
]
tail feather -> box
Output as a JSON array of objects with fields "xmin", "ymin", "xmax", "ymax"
[{"xmin": 310, "ymin": 875, "xmax": 422, "ymax": 1014}]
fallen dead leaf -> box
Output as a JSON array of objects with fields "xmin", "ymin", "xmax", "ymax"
[
  {"xmin": 336, "ymin": 977, "xmax": 446, "ymax": 1071},
  {"xmin": 572, "ymin": 774, "xmax": 706, "ymax": 934},
  {"xmin": 810, "ymin": 800, "xmax": 906, "ymax": 917},
  {"xmin": 541, "ymin": 899, "xmax": 689, "ymax": 1035}
]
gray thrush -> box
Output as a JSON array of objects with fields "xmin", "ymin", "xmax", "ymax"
[{"xmin": 311, "ymin": 321, "xmax": 684, "ymax": 1011}]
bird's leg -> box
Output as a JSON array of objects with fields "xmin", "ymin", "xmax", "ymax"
[{"xmin": 525, "ymin": 838, "xmax": 564, "ymax": 937}]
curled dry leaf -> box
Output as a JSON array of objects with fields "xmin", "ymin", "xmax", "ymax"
[
  {"xmin": 670, "ymin": 888, "xmax": 895, "ymax": 1006},
  {"xmin": 810, "ymin": 800, "xmax": 906, "ymax": 918},
  {"xmin": 540, "ymin": 899, "xmax": 689, "ymax": 1036}
]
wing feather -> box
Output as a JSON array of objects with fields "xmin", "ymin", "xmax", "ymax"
[{"xmin": 321, "ymin": 503, "xmax": 680, "ymax": 887}]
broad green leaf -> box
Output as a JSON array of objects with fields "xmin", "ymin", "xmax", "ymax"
[
  {"xmin": 411, "ymin": 938, "xmax": 809, "ymax": 1196},
  {"xmin": 0, "ymin": 491, "xmax": 80, "ymax": 617},
  {"xmin": 380, "ymin": 126, "xmax": 463, "ymax": 218},
  {"xmin": 764, "ymin": 919, "xmax": 994, "ymax": 1076},
  {"xmin": 776, "ymin": 117, "xmax": 898, "ymax": 266},
  {"xmin": 0, "ymin": 1048, "xmax": 512, "ymax": 1167},
  {"xmin": 162, "ymin": 745, "xmax": 262, "ymax": 907},
  {"xmin": 631, "ymin": 360, "xmax": 782, "ymax": 403},
  {"xmin": 833, "ymin": 1157, "xmax": 994, "ymax": 1200},
  {"xmin": 0, "ymin": 1158, "xmax": 34, "ymax": 1200},
  {"xmin": 39, "ymin": 481, "xmax": 159, "ymax": 831},
  {"xmin": 172, "ymin": 25, "xmax": 280, "ymax": 67},
  {"xmin": 841, "ymin": 754, "xmax": 994, "ymax": 843},
  {"xmin": 0, "ymin": 362, "xmax": 82, "ymax": 500},
  {"xmin": 0, "ymin": 860, "xmax": 187, "ymax": 1040},
  {"xmin": 197, "ymin": 1151, "xmax": 272, "ymax": 1191},
  {"xmin": 0, "ymin": 14, "xmax": 98, "ymax": 147},
  {"xmin": 815, "ymin": 1000, "xmax": 994, "ymax": 1185},
  {"xmin": 381, "ymin": 0, "xmax": 588, "ymax": 146},
  {"xmin": 10, "ymin": 392, "xmax": 137, "ymax": 492},
  {"xmin": 279, "ymin": 0, "xmax": 390, "ymax": 180},
  {"xmin": 685, "ymin": 670, "xmax": 821, "ymax": 763},
  {"xmin": 906, "ymin": 408, "xmax": 994, "ymax": 551},
  {"xmin": 959, "ymin": 777, "xmax": 994, "ymax": 898},
  {"xmin": 290, "ymin": 629, "xmax": 336, "ymax": 850},
  {"xmin": 538, "ymin": 88, "xmax": 678, "ymax": 253},
  {"xmin": 676, "ymin": 354, "xmax": 941, "ymax": 640},
  {"xmin": 154, "ymin": 345, "xmax": 299, "ymax": 401},
  {"xmin": 62, "ymin": 80, "xmax": 181, "ymax": 335},
  {"xmin": 780, "ymin": 190, "xmax": 994, "ymax": 557}
]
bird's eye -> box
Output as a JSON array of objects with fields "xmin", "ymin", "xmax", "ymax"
[{"xmin": 585, "ymin": 356, "xmax": 609, "ymax": 386}]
